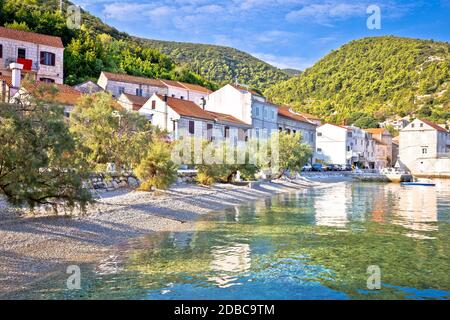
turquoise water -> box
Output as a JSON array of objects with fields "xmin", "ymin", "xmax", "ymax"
[{"xmin": 28, "ymin": 181, "xmax": 450, "ymax": 300}]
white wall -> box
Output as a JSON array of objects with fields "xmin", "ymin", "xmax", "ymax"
[{"xmin": 316, "ymin": 124, "xmax": 348, "ymax": 165}]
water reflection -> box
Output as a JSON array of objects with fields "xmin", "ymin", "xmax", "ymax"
[{"xmin": 21, "ymin": 181, "xmax": 450, "ymax": 300}]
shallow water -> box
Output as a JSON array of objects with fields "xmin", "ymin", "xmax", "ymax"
[{"xmin": 26, "ymin": 181, "xmax": 450, "ymax": 300}]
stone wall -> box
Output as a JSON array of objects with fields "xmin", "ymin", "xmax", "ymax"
[{"xmin": 88, "ymin": 173, "xmax": 140, "ymax": 193}]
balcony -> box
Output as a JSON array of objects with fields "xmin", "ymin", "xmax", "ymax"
[{"xmin": 3, "ymin": 57, "xmax": 38, "ymax": 71}]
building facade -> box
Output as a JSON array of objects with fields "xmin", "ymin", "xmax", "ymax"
[
  {"xmin": 205, "ymin": 84, "xmax": 279, "ymax": 134},
  {"xmin": 97, "ymin": 71, "xmax": 211, "ymax": 105},
  {"xmin": 139, "ymin": 94, "xmax": 251, "ymax": 142},
  {"xmin": 0, "ymin": 27, "xmax": 64, "ymax": 85},
  {"xmin": 399, "ymin": 119, "xmax": 450, "ymax": 176},
  {"xmin": 364, "ymin": 128, "xmax": 393, "ymax": 169}
]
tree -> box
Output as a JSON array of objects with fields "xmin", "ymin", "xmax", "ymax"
[
  {"xmin": 4, "ymin": 20, "xmax": 31, "ymax": 31},
  {"xmin": 69, "ymin": 92, "xmax": 153, "ymax": 171},
  {"xmin": 272, "ymin": 132, "xmax": 312, "ymax": 177},
  {"xmin": 0, "ymin": 94, "xmax": 91, "ymax": 211},
  {"xmin": 135, "ymin": 139, "xmax": 178, "ymax": 190}
]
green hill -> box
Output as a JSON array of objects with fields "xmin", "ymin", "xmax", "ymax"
[
  {"xmin": 0, "ymin": 0, "xmax": 289, "ymax": 92},
  {"xmin": 134, "ymin": 38, "xmax": 291, "ymax": 92},
  {"xmin": 266, "ymin": 36, "xmax": 450, "ymax": 124}
]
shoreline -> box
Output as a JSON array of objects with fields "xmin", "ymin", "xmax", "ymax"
[{"xmin": 0, "ymin": 177, "xmax": 349, "ymax": 299}]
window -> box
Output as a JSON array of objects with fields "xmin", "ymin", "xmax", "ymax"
[
  {"xmin": 317, "ymin": 132, "xmax": 323, "ymax": 137},
  {"xmin": 207, "ymin": 124, "xmax": 213, "ymax": 141},
  {"xmin": 411, "ymin": 124, "xmax": 415, "ymax": 128},
  {"xmin": 136, "ymin": 88, "xmax": 143, "ymax": 96},
  {"xmin": 40, "ymin": 52, "xmax": 55, "ymax": 66},
  {"xmin": 347, "ymin": 132, "xmax": 353, "ymax": 138},
  {"xmin": 263, "ymin": 109, "xmax": 267, "ymax": 118},
  {"xmin": 180, "ymin": 96, "xmax": 184, "ymax": 100},
  {"xmin": 0, "ymin": 44, "xmax": 2, "ymax": 59},
  {"xmin": 317, "ymin": 148, "xmax": 322, "ymax": 153},
  {"xmin": 255, "ymin": 107, "xmax": 260, "ymax": 117},
  {"xmin": 422, "ymin": 147, "xmax": 428, "ymax": 155},
  {"xmin": 420, "ymin": 123, "xmax": 424, "ymax": 128},
  {"xmin": 224, "ymin": 126, "xmax": 230, "ymax": 138},
  {"xmin": 279, "ymin": 127, "xmax": 283, "ymax": 132},
  {"xmin": 293, "ymin": 130, "xmax": 296, "ymax": 134},
  {"xmin": 347, "ymin": 146, "xmax": 351, "ymax": 152},
  {"xmin": 39, "ymin": 77, "xmax": 55, "ymax": 83},
  {"xmin": 172, "ymin": 94, "xmax": 175, "ymax": 98},
  {"xmin": 118, "ymin": 87, "xmax": 125, "ymax": 95},
  {"xmin": 286, "ymin": 129, "xmax": 291, "ymax": 134},
  {"xmin": 151, "ymin": 101, "xmax": 156, "ymax": 110},
  {"xmin": 18, "ymin": 48, "xmax": 26, "ymax": 59},
  {"xmin": 271, "ymin": 110, "xmax": 275, "ymax": 120},
  {"xmin": 188, "ymin": 121, "xmax": 195, "ymax": 135}
]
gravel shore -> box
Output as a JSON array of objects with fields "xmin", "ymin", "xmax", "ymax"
[{"xmin": 0, "ymin": 177, "xmax": 343, "ymax": 298}]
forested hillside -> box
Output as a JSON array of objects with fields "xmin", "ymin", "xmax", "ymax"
[
  {"xmin": 266, "ymin": 37, "xmax": 450, "ymax": 124},
  {"xmin": 0, "ymin": 0, "xmax": 289, "ymax": 91},
  {"xmin": 0, "ymin": 0, "xmax": 216, "ymax": 88},
  {"xmin": 135, "ymin": 38, "xmax": 291, "ymax": 92}
]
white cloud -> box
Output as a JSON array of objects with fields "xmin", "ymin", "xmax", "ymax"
[
  {"xmin": 252, "ymin": 52, "xmax": 317, "ymax": 70},
  {"xmin": 286, "ymin": 3, "xmax": 366, "ymax": 24}
]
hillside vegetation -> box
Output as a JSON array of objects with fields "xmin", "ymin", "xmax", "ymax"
[
  {"xmin": 266, "ymin": 37, "xmax": 450, "ymax": 124},
  {"xmin": 136, "ymin": 38, "xmax": 291, "ymax": 92},
  {"xmin": 0, "ymin": 0, "xmax": 216, "ymax": 88}
]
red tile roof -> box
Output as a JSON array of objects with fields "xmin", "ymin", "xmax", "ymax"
[
  {"xmin": 364, "ymin": 128, "xmax": 389, "ymax": 135},
  {"xmin": 206, "ymin": 111, "xmax": 251, "ymax": 127},
  {"xmin": 24, "ymin": 82, "xmax": 82, "ymax": 106},
  {"xmin": 229, "ymin": 84, "xmax": 262, "ymax": 96},
  {"xmin": 0, "ymin": 27, "xmax": 64, "ymax": 48},
  {"xmin": 102, "ymin": 72, "xmax": 166, "ymax": 87},
  {"xmin": 419, "ymin": 119, "xmax": 448, "ymax": 133},
  {"xmin": 102, "ymin": 72, "xmax": 211, "ymax": 94},
  {"xmin": 277, "ymin": 105, "xmax": 314, "ymax": 125},
  {"xmin": 121, "ymin": 93, "xmax": 149, "ymax": 110},
  {"xmin": 0, "ymin": 75, "xmax": 12, "ymax": 87}
]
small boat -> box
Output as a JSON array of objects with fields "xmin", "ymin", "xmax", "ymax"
[{"xmin": 401, "ymin": 182, "xmax": 436, "ymax": 187}]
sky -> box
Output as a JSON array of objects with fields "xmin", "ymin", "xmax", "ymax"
[{"xmin": 72, "ymin": 0, "xmax": 450, "ymax": 70}]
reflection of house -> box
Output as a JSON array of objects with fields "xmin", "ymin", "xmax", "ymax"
[
  {"xmin": 97, "ymin": 71, "xmax": 211, "ymax": 104},
  {"xmin": 140, "ymin": 93, "xmax": 251, "ymax": 141},
  {"xmin": 364, "ymin": 128, "xmax": 393, "ymax": 169},
  {"xmin": 0, "ymin": 26, "xmax": 64, "ymax": 85},
  {"xmin": 399, "ymin": 119, "xmax": 450, "ymax": 176},
  {"xmin": 314, "ymin": 183, "xmax": 349, "ymax": 227},
  {"xmin": 209, "ymin": 243, "xmax": 251, "ymax": 288}
]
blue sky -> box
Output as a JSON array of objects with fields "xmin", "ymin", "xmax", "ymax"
[{"xmin": 72, "ymin": 0, "xmax": 450, "ymax": 70}]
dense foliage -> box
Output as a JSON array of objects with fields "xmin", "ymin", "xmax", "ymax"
[
  {"xmin": 266, "ymin": 37, "xmax": 450, "ymax": 124},
  {"xmin": 0, "ymin": 0, "xmax": 216, "ymax": 88},
  {"xmin": 136, "ymin": 38, "xmax": 291, "ymax": 92},
  {"xmin": 0, "ymin": 87, "xmax": 91, "ymax": 211}
]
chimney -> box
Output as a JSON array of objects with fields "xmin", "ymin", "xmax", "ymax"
[
  {"xmin": 163, "ymin": 94, "xmax": 169, "ymax": 130},
  {"xmin": 201, "ymin": 97, "xmax": 206, "ymax": 110},
  {"xmin": 10, "ymin": 63, "xmax": 24, "ymax": 89}
]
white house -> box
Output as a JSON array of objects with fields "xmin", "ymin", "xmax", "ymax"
[
  {"xmin": 399, "ymin": 119, "xmax": 450, "ymax": 176},
  {"xmin": 97, "ymin": 71, "xmax": 212, "ymax": 105},
  {"xmin": 0, "ymin": 27, "xmax": 64, "ymax": 85},
  {"xmin": 139, "ymin": 93, "xmax": 251, "ymax": 142},
  {"xmin": 205, "ymin": 84, "xmax": 279, "ymax": 135}
]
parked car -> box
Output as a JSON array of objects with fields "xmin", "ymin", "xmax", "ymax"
[
  {"xmin": 302, "ymin": 164, "xmax": 312, "ymax": 172},
  {"xmin": 344, "ymin": 164, "xmax": 353, "ymax": 171},
  {"xmin": 312, "ymin": 163, "xmax": 324, "ymax": 172},
  {"xmin": 325, "ymin": 164, "xmax": 338, "ymax": 171}
]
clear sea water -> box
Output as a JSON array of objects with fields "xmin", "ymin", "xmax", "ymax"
[{"xmin": 24, "ymin": 181, "xmax": 450, "ymax": 300}]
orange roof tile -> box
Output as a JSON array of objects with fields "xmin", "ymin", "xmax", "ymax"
[
  {"xmin": 277, "ymin": 105, "xmax": 314, "ymax": 125},
  {"xmin": 0, "ymin": 27, "xmax": 64, "ymax": 48},
  {"xmin": 122, "ymin": 93, "xmax": 149, "ymax": 107},
  {"xmin": 0, "ymin": 75, "xmax": 12, "ymax": 87},
  {"xmin": 364, "ymin": 128, "xmax": 387, "ymax": 135},
  {"xmin": 230, "ymin": 84, "xmax": 262, "ymax": 96},
  {"xmin": 156, "ymin": 94, "xmax": 216, "ymax": 121},
  {"xmin": 102, "ymin": 72, "xmax": 166, "ymax": 87},
  {"xmin": 419, "ymin": 119, "xmax": 448, "ymax": 133},
  {"xmin": 206, "ymin": 111, "xmax": 251, "ymax": 127},
  {"xmin": 23, "ymin": 81, "xmax": 82, "ymax": 106}
]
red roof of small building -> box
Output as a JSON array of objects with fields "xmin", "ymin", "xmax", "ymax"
[
  {"xmin": 277, "ymin": 105, "xmax": 314, "ymax": 125},
  {"xmin": 419, "ymin": 119, "xmax": 448, "ymax": 133},
  {"xmin": 23, "ymin": 82, "xmax": 82, "ymax": 106},
  {"xmin": 121, "ymin": 93, "xmax": 149, "ymax": 111},
  {"xmin": 0, "ymin": 27, "xmax": 64, "ymax": 48}
]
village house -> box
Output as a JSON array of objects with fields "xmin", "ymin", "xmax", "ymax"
[
  {"xmin": 0, "ymin": 26, "xmax": 64, "ymax": 94},
  {"xmin": 277, "ymin": 105, "xmax": 317, "ymax": 160},
  {"xmin": 139, "ymin": 93, "xmax": 251, "ymax": 142},
  {"xmin": 205, "ymin": 84, "xmax": 279, "ymax": 136},
  {"xmin": 97, "ymin": 71, "xmax": 212, "ymax": 105},
  {"xmin": 73, "ymin": 80, "xmax": 104, "ymax": 94},
  {"xmin": 316, "ymin": 124, "xmax": 377, "ymax": 167},
  {"xmin": 117, "ymin": 93, "xmax": 149, "ymax": 112},
  {"xmin": 399, "ymin": 119, "xmax": 450, "ymax": 176},
  {"xmin": 364, "ymin": 128, "xmax": 393, "ymax": 169},
  {"xmin": 380, "ymin": 116, "xmax": 410, "ymax": 131}
]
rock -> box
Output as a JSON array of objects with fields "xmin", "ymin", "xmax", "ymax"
[{"xmin": 128, "ymin": 177, "xmax": 139, "ymax": 188}]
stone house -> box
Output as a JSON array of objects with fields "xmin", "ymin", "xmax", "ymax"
[
  {"xmin": 205, "ymin": 84, "xmax": 279, "ymax": 136},
  {"xmin": 139, "ymin": 93, "xmax": 251, "ymax": 142},
  {"xmin": 117, "ymin": 93, "xmax": 149, "ymax": 112},
  {"xmin": 399, "ymin": 119, "xmax": 450, "ymax": 176},
  {"xmin": 364, "ymin": 128, "xmax": 393, "ymax": 169},
  {"xmin": 0, "ymin": 26, "xmax": 64, "ymax": 88},
  {"xmin": 97, "ymin": 71, "xmax": 212, "ymax": 105},
  {"xmin": 73, "ymin": 80, "xmax": 104, "ymax": 94}
]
